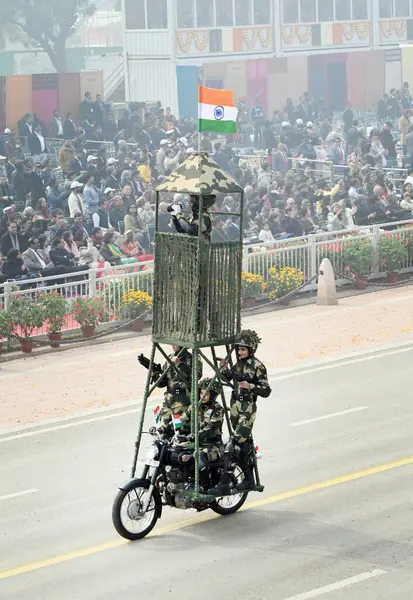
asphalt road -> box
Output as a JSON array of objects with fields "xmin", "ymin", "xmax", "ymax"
[{"xmin": 2, "ymin": 341, "xmax": 413, "ymax": 599}]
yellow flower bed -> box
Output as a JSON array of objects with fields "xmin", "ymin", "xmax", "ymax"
[
  {"xmin": 267, "ymin": 266, "xmax": 304, "ymax": 300},
  {"xmin": 121, "ymin": 290, "xmax": 152, "ymax": 318},
  {"xmin": 241, "ymin": 271, "xmax": 266, "ymax": 298}
]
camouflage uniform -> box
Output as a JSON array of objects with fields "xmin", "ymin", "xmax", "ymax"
[
  {"xmin": 229, "ymin": 357, "xmax": 270, "ymax": 443},
  {"xmin": 157, "ymin": 349, "xmax": 203, "ymax": 429},
  {"xmin": 181, "ymin": 398, "xmax": 224, "ymax": 462}
]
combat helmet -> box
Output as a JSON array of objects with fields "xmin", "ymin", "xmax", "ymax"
[
  {"xmin": 199, "ymin": 377, "xmax": 221, "ymax": 399},
  {"xmin": 190, "ymin": 194, "xmax": 216, "ymax": 211},
  {"xmin": 234, "ymin": 329, "xmax": 261, "ymax": 354}
]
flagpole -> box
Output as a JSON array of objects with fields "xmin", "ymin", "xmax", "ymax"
[{"xmin": 197, "ymin": 84, "xmax": 201, "ymax": 154}]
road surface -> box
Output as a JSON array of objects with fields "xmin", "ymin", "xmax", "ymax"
[{"xmin": 2, "ymin": 337, "xmax": 413, "ymax": 599}]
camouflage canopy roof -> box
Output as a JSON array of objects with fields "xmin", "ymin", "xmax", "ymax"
[{"xmin": 156, "ymin": 152, "xmax": 243, "ymax": 195}]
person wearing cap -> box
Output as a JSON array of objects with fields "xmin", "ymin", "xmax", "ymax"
[
  {"xmin": 104, "ymin": 162, "xmax": 120, "ymax": 191},
  {"xmin": 68, "ymin": 181, "xmax": 85, "ymax": 218},
  {"xmin": 156, "ymin": 139, "xmax": 169, "ymax": 176}
]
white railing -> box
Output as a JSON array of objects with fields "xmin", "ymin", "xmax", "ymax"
[
  {"xmin": 244, "ymin": 218, "xmax": 413, "ymax": 291},
  {"xmin": 0, "ymin": 261, "xmax": 154, "ymax": 337}
]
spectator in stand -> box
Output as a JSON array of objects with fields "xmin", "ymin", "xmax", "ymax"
[
  {"xmin": 22, "ymin": 237, "xmax": 64, "ymax": 277},
  {"xmin": 33, "ymin": 198, "xmax": 51, "ymax": 233},
  {"xmin": 18, "ymin": 114, "xmax": 33, "ymax": 139},
  {"xmin": 158, "ymin": 202, "xmax": 171, "ymax": 233},
  {"xmin": 50, "ymin": 109, "xmax": 64, "ymax": 139},
  {"xmin": 272, "ymin": 143, "xmax": 290, "ymax": 177},
  {"xmin": 405, "ymin": 126, "xmax": 413, "ymax": 159},
  {"xmin": 28, "ymin": 124, "xmax": 48, "ymax": 164},
  {"xmin": 0, "ymin": 221, "xmax": 28, "ymax": 255},
  {"xmin": 68, "ymin": 181, "xmax": 85, "ymax": 218},
  {"xmin": 94, "ymin": 94, "xmax": 105, "ymax": 128},
  {"xmin": 399, "ymin": 109, "xmax": 411, "ymax": 151},
  {"xmin": 330, "ymin": 137, "xmax": 346, "ymax": 166},
  {"xmin": 369, "ymin": 135, "xmax": 387, "ymax": 167},
  {"xmin": 40, "ymin": 159, "xmax": 54, "ymax": 187},
  {"xmin": 380, "ymin": 122, "xmax": 397, "ymax": 164},
  {"xmin": 92, "ymin": 196, "xmax": 110, "ymax": 229},
  {"xmin": 69, "ymin": 149, "xmax": 86, "ymax": 176},
  {"xmin": 59, "ymin": 140, "xmax": 76, "ymax": 172},
  {"xmin": 118, "ymin": 110, "xmax": 131, "ymax": 136},
  {"xmin": 0, "ymin": 175, "xmax": 13, "ymax": 213},
  {"xmin": 387, "ymin": 89, "xmax": 401, "ymax": 119},
  {"xmin": 2, "ymin": 248, "xmax": 38, "ymax": 284},
  {"xmin": 63, "ymin": 112, "xmax": 77, "ymax": 140},
  {"xmin": 121, "ymin": 184, "xmax": 136, "ymax": 211},
  {"xmin": 120, "ymin": 230, "xmax": 154, "ymax": 262},
  {"xmin": 83, "ymin": 174, "xmax": 100, "ymax": 221},
  {"xmin": 71, "ymin": 213, "xmax": 88, "ymax": 243},
  {"xmin": 139, "ymin": 199, "xmax": 155, "ymax": 227},
  {"xmin": 124, "ymin": 203, "xmax": 148, "ymax": 249},
  {"xmin": 49, "ymin": 237, "xmax": 88, "ymax": 274},
  {"xmin": 81, "ymin": 92, "xmax": 95, "ymax": 124},
  {"xmin": 62, "ymin": 230, "xmax": 80, "ymax": 260},
  {"xmin": 104, "ymin": 161, "xmax": 120, "ymax": 190},
  {"xmin": 108, "ymin": 195, "xmax": 125, "ymax": 230},
  {"xmin": 258, "ymin": 222, "xmax": 275, "ymax": 243},
  {"xmin": 103, "ymin": 110, "xmax": 118, "ymax": 141},
  {"xmin": 100, "ymin": 230, "xmax": 138, "ymax": 265},
  {"xmin": 47, "ymin": 178, "xmax": 68, "ymax": 212}
]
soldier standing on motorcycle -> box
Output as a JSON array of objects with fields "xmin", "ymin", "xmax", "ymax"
[
  {"xmin": 209, "ymin": 329, "xmax": 271, "ymax": 495},
  {"xmin": 138, "ymin": 345, "xmax": 203, "ymax": 433}
]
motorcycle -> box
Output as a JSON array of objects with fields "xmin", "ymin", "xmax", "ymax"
[{"xmin": 112, "ymin": 430, "xmax": 250, "ymax": 540}]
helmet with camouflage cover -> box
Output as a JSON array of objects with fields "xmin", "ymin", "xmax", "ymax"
[
  {"xmin": 234, "ymin": 329, "xmax": 261, "ymax": 354},
  {"xmin": 199, "ymin": 377, "xmax": 221, "ymax": 400}
]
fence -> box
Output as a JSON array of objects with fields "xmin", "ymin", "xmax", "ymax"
[
  {"xmin": 0, "ymin": 261, "xmax": 154, "ymax": 337},
  {"xmin": 3, "ymin": 218, "xmax": 413, "ymax": 341},
  {"xmin": 244, "ymin": 218, "xmax": 413, "ymax": 290}
]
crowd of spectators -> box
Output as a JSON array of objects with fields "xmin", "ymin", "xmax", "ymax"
[{"xmin": 2, "ymin": 86, "xmax": 413, "ymax": 287}]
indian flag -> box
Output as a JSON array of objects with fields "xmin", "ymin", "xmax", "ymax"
[
  {"xmin": 153, "ymin": 405, "xmax": 161, "ymax": 424},
  {"xmin": 172, "ymin": 414, "xmax": 183, "ymax": 429},
  {"xmin": 198, "ymin": 86, "xmax": 238, "ymax": 134}
]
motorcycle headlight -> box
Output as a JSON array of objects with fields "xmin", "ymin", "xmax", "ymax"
[{"xmin": 145, "ymin": 443, "xmax": 159, "ymax": 461}]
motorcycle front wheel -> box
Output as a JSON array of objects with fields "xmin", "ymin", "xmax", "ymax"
[
  {"xmin": 210, "ymin": 465, "xmax": 249, "ymax": 516},
  {"xmin": 112, "ymin": 478, "xmax": 161, "ymax": 540}
]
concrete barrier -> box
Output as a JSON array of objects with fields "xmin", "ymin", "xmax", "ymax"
[{"xmin": 317, "ymin": 258, "xmax": 338, "ymax": 306}]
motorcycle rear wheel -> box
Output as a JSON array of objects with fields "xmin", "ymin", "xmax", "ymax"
[
  {"xmin": 210, "ymin": 466, "xmax": 249, "ymax": 516},
  {"xmin": 112, "ymin": 478, "xmax": 160, "ymax": 540}
]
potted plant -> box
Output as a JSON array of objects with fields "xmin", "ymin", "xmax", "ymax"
[
  {"xmin": 38, "ymin": 292, "xmax": 67, "ymax": 348},
  {"xmin": 342, "ymin": 238, "xmax": 374, "ymax": 290},
  {"xmin": 9, "ymin": 296, "xmax": 45, "ymax": 353},
  {"xmin": 72, "ymin": 297, "xmax": 105, "ymax": 338},
  {"xmin": 0, "ymin": 310, "xmax": 13, "ymax": 355},
  {"xmin": 121, "ymin": 290, "xmax": 152, "ymax": 332},
  {"xmin": 241, "ymin": 272, "xmax": 265, "ymax": 308},
  {"xmin": 266, "ymin": 266, "xmax": 304, "ymax": 305},
  {"xmin": 380, "ymin": 235, "xmax": 408, "ymax": 283}
]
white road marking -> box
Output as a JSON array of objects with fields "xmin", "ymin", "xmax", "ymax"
[
  {"xmin": 291, "ymin": 406, "xmax": 368, "ymax": 427},
  {"xmin": 2, "ymin": 341, "xmax": 413, "ymax": 442},
  {"xmin": 0, "ymin": 489, "xmax": 39, "ymax": 502},
  {"xmin": 281, "ymin": 569, "xmax": 386, "ymax": 600}
]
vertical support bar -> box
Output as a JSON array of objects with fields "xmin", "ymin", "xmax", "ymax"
[
  {"xmin": 88, "ymin": 268, "xmax": 96, "ymax": 298},
  {"xmin": 155, "ymin": 190, "xmax": 159, "ymax": 231},
  {"xmin": 372, "ymin": 224, "xmax": 380, "ymax": 278},
  {"xmin": 130, "ymin": 343, "xmax": 156, "ymax": 479},
  {"xmin": 308, "ymin": 234, "xmax": 317, "ymax": 290},
  {"xmin": 192, "ymin": 348, "xmax": 200, "ymax": 497},
  {"xmin": 211, "ymin": 346, "xmax": 233, "ymax": 435}
]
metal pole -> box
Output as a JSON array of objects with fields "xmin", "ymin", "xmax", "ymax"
[
  {"xmin": 130, "ymin": 343, "xmax": 156, "ymax": 478},
  {"xmin": 192, "ymin": 348, "xmax": 200, "ymax": 497}
]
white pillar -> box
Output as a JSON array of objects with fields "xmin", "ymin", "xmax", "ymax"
[{"xmin": 317, "ymin": 258, "xmax": 338, "ymax": 306}]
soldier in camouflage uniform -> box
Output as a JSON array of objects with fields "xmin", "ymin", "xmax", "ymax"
[
  {"xmin": 209, "ymin": 329, "xmax": 271, "ymax": 495},
  {"xmin": 138, "ymin": 345, "xmax": 203, "ymax": 434},
  {"xmin": 180, "ymin": 377, "xmax": 224, "ymax": 489},
  {"xmin": 171, "ymin": 194, "xmax": 215, "ymax": 241}
]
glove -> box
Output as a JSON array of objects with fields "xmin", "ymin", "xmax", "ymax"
[
  {"xmin": 138, "ymin": 354, "xmax": 150, "ymax": 369},
  {"xmin": 148, "ymin": 426, "xmax": 157, "ymax": 435},
  {"xmin": 167, "ymin": 205, "xmax": 174, "ymax": 213}
]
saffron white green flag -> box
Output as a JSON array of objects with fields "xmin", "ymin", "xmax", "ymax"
[{"xmin": 198, "ymin": 85, "xmax": 238, "ymax": 134}]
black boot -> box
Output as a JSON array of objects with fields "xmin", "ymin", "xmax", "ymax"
[
  {"xmin": 235, "ymin": 443, "xmax": 255, "ymax": 491},
  {"xmin": 208, "ymin": 471, "xmax": 231, "ymax": 496}
]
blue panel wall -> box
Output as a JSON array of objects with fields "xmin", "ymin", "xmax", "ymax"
[{"xmin": 176, "ymin": 65, "xmax": 198, "ymax": 118}]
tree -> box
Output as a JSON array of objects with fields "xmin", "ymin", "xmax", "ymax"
[{"xmin": 0, "ymin": 0, "xmax": 96, "ymax": 73}]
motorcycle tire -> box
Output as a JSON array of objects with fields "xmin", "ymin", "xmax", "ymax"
[
  {"xmin": 210, "ymin": 466, "xmax": 249, "ymax": 516},
  {"xmin": 112, "ymin": 478, "xmax": 161, "ymax": 541}
]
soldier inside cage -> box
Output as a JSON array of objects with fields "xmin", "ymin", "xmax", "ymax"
[{"xmin": 169, "ymin": 194, "xmax": 216, "ymax": 241}]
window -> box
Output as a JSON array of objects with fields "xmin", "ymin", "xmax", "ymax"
[
  {"xmin": 253, "ymin": 0, "xmax": 271, "ymax": 24},
  {"xmin": 379, "ymin": 0, "xmax": 391, "ymax": 17},
  {"xmin": 283, "ymin": 0, "xmax": 299, "ymax": 23},
  {"xmin": 300, "ymin": 0, "xmax": 317, "ymax": 22},
  {"xmin": 196, "ymin": 0, "xmax": 214, "ymax": 27},
  {"xmin": 147, "ymin": 0, "xmax": 167, "ymax": 28},
  {"xmin": 235, "ymin": 0, "xmax": 251, "ymax": 25},
  {"xmin": 352, "ymin": 0, "xmax": 368, "ymax": 19},
  {"xmin": 335, "ymin": 0, "xmax": 351, "ymax": 20},
  {"xmin": 125, "ymin": 0, "xmax": 146, "ymax": 29},
  {"xmin": 318, "ymin": 0, "xmax": 334, "ymax": 20},
  {"xmin": 124, "ymin": 0, "xmax": 167, "ymax": 29},
  {"xmin": 177, "ymin": 0, "xmax": 194, "ymax": 28},
  {"xmin": 216, "ymin": 0, "xmax": 233, "ymax": 26},
  {"xmin": 395, "ymin": 0, "xmax": 411, "ymax": 17}
]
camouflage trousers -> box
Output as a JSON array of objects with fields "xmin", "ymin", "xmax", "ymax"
[
  {"xmin": 230, "ymin": 396, "xmax": 257, "ymax": 443},
  {"xmin": 176, "ymin": 443, "xmax": 223, "ymax": 464}
]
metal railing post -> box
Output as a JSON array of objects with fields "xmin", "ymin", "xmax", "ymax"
[
  {"xmin": 88, "ymin": 269, "xmax": 96, "ymax": 298},
  {"xmin": 371, "ymin": 225, "xmax": 380, "ymax": 278},
  {"xmin": 242, "ymin": 244, "xmax": 249, "ymax": 272},
  {"xmin": 308, "ymin": 235, "xmax": 317, "ymax": 290}
]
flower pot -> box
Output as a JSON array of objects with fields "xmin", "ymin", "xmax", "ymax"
[
  {"xmin": 355, "ymin": 277, "xmax": 368, "ymax": 290},
  {"xmin": 131, "ymin": 319, "xmax": 144, "ymax": 332},
  {"xmin": 20, "ymin": 339, "xmax": 33, "ymax": 354},
  {"xmin": 81, "ymin": 325, "xmax": 95, "ymax": 338},
  {"xmin": 386, "ymin": 272, "xmax": 399, "ymax": 284},
  {"xmin": 242, "ymin": 297, "xmax": 256, "ymax": 309},
  {"xmin": 48, "ymin": 332, "xmax": 62, "ymax": 348}
]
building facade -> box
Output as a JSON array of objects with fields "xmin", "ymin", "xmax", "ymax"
[{"xmin": 122, "ymin": 0, "xmax": 413, "ymax": 115}]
